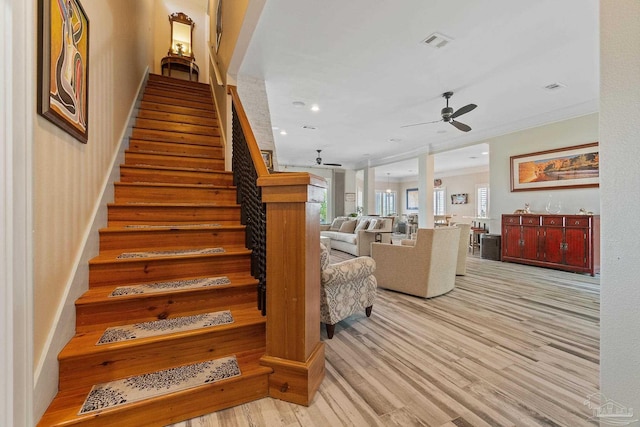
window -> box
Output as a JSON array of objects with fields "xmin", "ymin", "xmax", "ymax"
[
  {"xmin": 319, "ymin": 187, "xmax": 328, "ymax": 223},
  {"xmin": 476, "ymin": 184, "xmax": 489, "ymax": 218},
  {"xmin": 375, "ymin": 191, "xmax": 396, "ymax": 216},
  {"xmin": 433, "ymin": 188, "xmax": 446, "ymax": 215}
]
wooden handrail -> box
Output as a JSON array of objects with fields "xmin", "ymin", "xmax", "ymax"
[{"xmin": 227, "ymin": 85, "xmax": 270, "ymax": 177}]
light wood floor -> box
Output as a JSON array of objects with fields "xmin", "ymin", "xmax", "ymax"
[{"xmin": 170, "ymin": 254, "xmax": 600, "ymax": 427}]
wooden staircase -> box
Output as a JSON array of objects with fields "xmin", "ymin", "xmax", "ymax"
[{"xmin": 39, "ymin": 74, "xmax": 271, "ymax": 426}]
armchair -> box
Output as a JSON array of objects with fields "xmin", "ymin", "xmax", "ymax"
[
  {"xmin": 320, "ymin": 243, "xmax": 377, "ymax": 339},
  {"xmin": 371, "ymin": 227, "xmax": 460, "ymax": 298}
]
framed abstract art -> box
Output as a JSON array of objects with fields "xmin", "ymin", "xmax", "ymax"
[{"xmin": 38, "ymin": 0, "xmax": 90, "ymax": 143}]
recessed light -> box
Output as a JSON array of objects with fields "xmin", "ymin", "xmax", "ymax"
[
  {"xmin": 469, "ymin": 156, "xmax": 478, "ymax": 159},
  {"xmin": 292, "ymin": 101, "xmax": 306, "ymax": 107},
  {"xmin": 271, "ymin": 126, "xmax": 279, "ymax": 130},
  {"xmin": 311, "ymin": 104, "xmax": 320, "ymax": 112},
  {"xmin": 280, "ymin": 130, "xmax": 287, "ymax": 135},
  {"xmin": 481, "ymin": 151, "xmax": 489, "ymax": 155},
  {"xmin": 302, "ymin": 125, "xmax": 317, "ymax": 130}
]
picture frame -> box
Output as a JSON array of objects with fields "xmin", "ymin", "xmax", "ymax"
[
  {"xmin": 214, "ymin": 0, "xmax": 223, "ymax": 52},
  {"xmin": 510, "ymin": 142, "xmax": 599, "ymax": 192},
  {"xmin": 260, "ymin": 150, "xmax": 273, "ymax": 172},
  {"xmin": 37, "ymin": 0, "xmax": 90, "ymax": 143},
  {"xmin": 451, "ymin": 193, "xmax": 468, "ymax": 204},
  {"xmin": 406, "ymin": 188, "xmax": 419, "ymax": 210}
]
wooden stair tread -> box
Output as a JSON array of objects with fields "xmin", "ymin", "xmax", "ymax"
[
  {"xmin": 138, "ymin": 101, "xmax": 216, "ymax": 119},
  {"xmin": 99, "ymin": 224, "xmax": 245, "ymax": 233},
  {"xmin": 134, "ymin": 118, "xmax": 220, "ymax": 137},
  {"xmin": 38, "ymin": 350, "xmax": 271, "ymax": 427},
  {"xmin": 114, "ymin": 181, "xmax": 235, "ymax": 190},
  {"xmin": 77, "ymin": 273, "xmax": 258, "ymax": 304},
  {"xmin": 120, "ymin": 163, "xmax": 229, "ymax": 173},
  {"xmin": 137, "ymin": 109, "xmax": 218, "ymax": 126},
  {"xmin": 108, "ymin": 201, "xmax": 239, "ymax": 208},
  {"xmin": 120, "ymin": 163, "xmax": 232, "ymax": 175},
  {"xmin": 126, "ymin": 148, "xmax": 223, "ymax": 160},
  {"xmin": 59, "ymin": 307, "xmax": 265, "ymax": 358}
]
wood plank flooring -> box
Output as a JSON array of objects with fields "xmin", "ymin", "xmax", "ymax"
[{"xmin": 170, "ymin": 254, "xmax": 599, "ymax": 427}]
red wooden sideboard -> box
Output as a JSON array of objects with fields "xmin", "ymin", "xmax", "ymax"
[{"xmin": 501, "ymin": 214, "xmax": 600, "ymax": 276}]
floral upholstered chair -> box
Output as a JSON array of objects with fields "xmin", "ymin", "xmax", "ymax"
[{"xmin": 320, "ymin": 243, "xmax": 377, "ymax": 339}]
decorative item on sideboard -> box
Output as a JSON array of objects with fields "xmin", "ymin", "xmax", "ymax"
[{"xmin": 513, "ymin": 203, "xmax": 531, "ymax": 214}]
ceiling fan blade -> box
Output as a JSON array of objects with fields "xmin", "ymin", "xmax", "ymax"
[
  {"xmin": 400, "ymin": 119, "xmax": 442, "ymax": 128},
  {"xmin": 451, "ymin": 103, "xmax": 477, "ymax": 119},
  {"xmin": 323, "ymin": 162, "xmax": 342, "ymax": 167},
  {"xmin": 450, "ymin": 120, "xmax": 472, "ymax": 132}
]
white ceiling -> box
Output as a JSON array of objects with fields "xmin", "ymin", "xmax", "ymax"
[{"xmin": 238, "ymin": 0, "xmax": 599, "ymax": 179}]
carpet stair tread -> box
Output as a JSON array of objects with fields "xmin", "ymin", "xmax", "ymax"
[
  {"xmin": 89, "ymin": 246, "xmax": 251, "ymax": 263},
  {"xmin": 38, "ymin": 350, "xmax": 271, "ymax": 427},
  {"xmin": 60, "ymin": 307, "xmax": 265, "ymax": 358},
  {"xmin": 77, "ymin": 273, "xmax": 258, "ymax": 304}
]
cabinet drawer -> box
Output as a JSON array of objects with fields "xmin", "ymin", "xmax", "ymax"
[
  {"xmin": 542, "ymin": 216, "xmax": 563, "ymax": 226},
  {"xmin": 503, "ymin": 215, "xmax": 521, "ymax": 225},
  {"xmin": 565, "ymin": 216, "xmax": 591, "ymax": 227},
  {"xmin": 522, "ymin": 216, "xmax": 540, "ymax": 226}
]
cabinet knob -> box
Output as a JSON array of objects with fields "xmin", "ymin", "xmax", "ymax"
[{"xmin": 550, "ymin": 220, "xmax": 555, "ymax": 224}]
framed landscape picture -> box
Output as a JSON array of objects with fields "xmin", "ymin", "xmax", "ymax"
[
  {"xmin": 38, "ymin": 0, "xmax": 90, "ymax": 143},
  {"xmin": 510, "ymin": 143, "xmax": 599, "ymax": 192}
]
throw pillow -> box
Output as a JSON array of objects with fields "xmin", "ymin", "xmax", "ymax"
[
  {"xmin": 367, "ymin": 219, "xmax": 378, "ymax": 230},
  {"xmin": 330, "ymin": 218, "xmax": 347, "ymax": 231},
  {"xmin": 354, "ymin": 219, "xmax": 369, "ymax": 232},
  {"xmin": 338, "ymin": 219, "xmax": 357, "ymax": 233}
]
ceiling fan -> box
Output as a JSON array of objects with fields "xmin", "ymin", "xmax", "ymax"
[
  {"xmin": 315, "ymin": 149, "xmax": 342, "ymax": 167},
  {"xmin": 401, "ymin": 91, "xmax": 477, "ymax": 132}
]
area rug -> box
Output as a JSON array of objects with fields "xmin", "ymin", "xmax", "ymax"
[
  {"xmin": 109, "ymin": 276, "xmax": 231, "ymax": 297},
  {"xmin": 123, "ymin": 223, "xmax": 221, "ymax": 229},
  {"xmin": 96, "ymin": 310, "xmax": 234, "ymax": 345},
  {"xmin": 116, "ymin": 247, "xmax": 225, "ymax": 259},
  {"xmin": 78, "ymin": 356, "xmax": 241, "ymax": 414}
]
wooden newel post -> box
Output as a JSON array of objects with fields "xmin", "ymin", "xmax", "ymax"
[{"xmin": 258, "ymin": 172, "xmax": 327, "ymax": 405}]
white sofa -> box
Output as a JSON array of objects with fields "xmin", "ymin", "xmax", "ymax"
[{"xmin": 320, "ymin": 216, "xmax": 393, "ymax": 256}]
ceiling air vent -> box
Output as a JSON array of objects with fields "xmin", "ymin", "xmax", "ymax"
[
  {"xmin": 422, "ymin": 32, "xmax": 453, "ymax": 49},
  {"xmin": 543, "ymin": 82, "xmax": 566, "ymax": 91}
]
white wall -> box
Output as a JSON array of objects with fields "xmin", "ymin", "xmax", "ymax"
[
  {"xmin": 237, "ymin": 75, "xmax": 278, "ymax": 168},
  {"xmin": 600, "ymin": 0, "xmax": 640, "ymax": 416},
  {"xmin": 489, "ymin": 113, "xmax": 599, "ymax": 233},
  {"xmin": 397, "ymin": 170, "xmax": 489, "ymax": 221}
]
